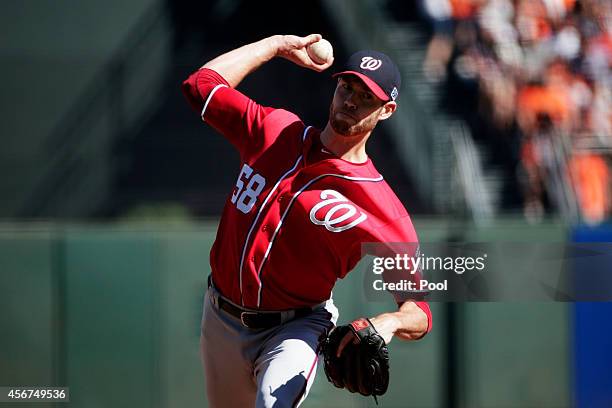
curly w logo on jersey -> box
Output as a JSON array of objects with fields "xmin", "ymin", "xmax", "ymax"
[
  {"xmin": 309, "ymin": 189, "xmax": 367, "ymax": 232},
  {"xmin": 359, "ymin": 57, "xmax": 382, "ymax": 71}
]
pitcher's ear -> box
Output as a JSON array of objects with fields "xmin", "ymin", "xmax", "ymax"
[{"xmin": 379, "ymin": 101, "xmax": 397, "ymax": 121}]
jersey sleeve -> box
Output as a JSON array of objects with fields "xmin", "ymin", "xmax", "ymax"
[
  {"xmin": 181, "ymin": 68, "xmax": 284, "ymax": 158},
  {"xmin": 339, "ymin": 213, "xmax": 432, "ymax": 336},
  {"xmin": 371, "ymin": 215, "xmax": 432, "ymax": 335},
  {"xmin": 371, "ymin": 216, "xmax": 424, "ymax": 292}
]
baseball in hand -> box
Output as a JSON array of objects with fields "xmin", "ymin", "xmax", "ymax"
[{"xmin": 307, "ymin": 39, "xmax": 333, "ymax": 64}]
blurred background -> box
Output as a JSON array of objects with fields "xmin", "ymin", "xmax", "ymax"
[{"xmin": 1, "ymin": 0, "xmax": 611, "ymax": 407}]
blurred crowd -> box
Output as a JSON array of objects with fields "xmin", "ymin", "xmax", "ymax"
[{"xmin": 420, "ymin": 0, "xmax": 612, "ymax": 224}]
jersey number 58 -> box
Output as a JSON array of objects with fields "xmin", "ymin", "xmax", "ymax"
[{"xmin": 231, "ymin": 163, "xmax": 266, "ymax": 214}]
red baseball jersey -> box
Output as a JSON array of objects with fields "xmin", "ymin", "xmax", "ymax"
[{"xmin": 182, "ymin": 68, "xmax": 431, "ymax": 331}]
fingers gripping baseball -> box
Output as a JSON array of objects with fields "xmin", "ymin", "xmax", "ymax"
[
  {"xmin": 302, "ymin": 33, "xmax": 324, "ymax": 47},
  {"xmin": 276, "ymin": 34, "xmax": 334, "ymax": 72}
]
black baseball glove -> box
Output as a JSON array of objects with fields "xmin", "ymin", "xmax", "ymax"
[{"xmin": 320, "ymin": 318, "xmax": 389, "ymax": 403}]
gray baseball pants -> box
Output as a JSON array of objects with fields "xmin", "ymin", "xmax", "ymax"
[{"xmin": 200, "ymin": 285, "xmax": 338, "ymax": 408}]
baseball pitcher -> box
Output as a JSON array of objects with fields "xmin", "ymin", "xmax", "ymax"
[{"xmin": 182, "ymin": 33, "xmax": 432, "ymax": 407}]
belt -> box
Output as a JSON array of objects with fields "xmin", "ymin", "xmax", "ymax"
[{"xmin": 208, "ymin": 275, "xmax": 314, "ymax": 329}]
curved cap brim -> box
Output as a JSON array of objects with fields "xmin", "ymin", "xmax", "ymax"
[{"xmin": 332, "ymin": 71, "xmax": 390, "ymax": 102}]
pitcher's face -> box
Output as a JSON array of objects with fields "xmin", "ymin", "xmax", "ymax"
[{"xmin": 329, "ymin": 75, "xmax": 394, "ymax": 137}]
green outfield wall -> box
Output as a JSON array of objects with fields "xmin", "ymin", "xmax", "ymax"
[{"xmin": 0, "ymin": 219, "xmax": 570, "ymax": 408}]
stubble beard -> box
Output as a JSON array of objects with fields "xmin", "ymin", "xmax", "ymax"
[
  {"xmin": 329, "ymin": 117, "xmax": 353, "ymax": 135},
  {"xmin": 329, "ymin": 106, "xmax": 376, "ymax": 137}
]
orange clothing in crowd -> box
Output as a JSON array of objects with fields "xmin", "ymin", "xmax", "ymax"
[
  {"xmin": 563, "ymin": 0, "xmax": 576, "ymax": 13},
  {"xmin": 449, "ymin": 0, "xmax": 481, "ymax": 19},
  {"xmin": 517, "ymin": 85, "xmax": 571, "ymax": 131},
  {"xmin": 569, "ymin": 153, "xmax": 610, "ymax": 224}
]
